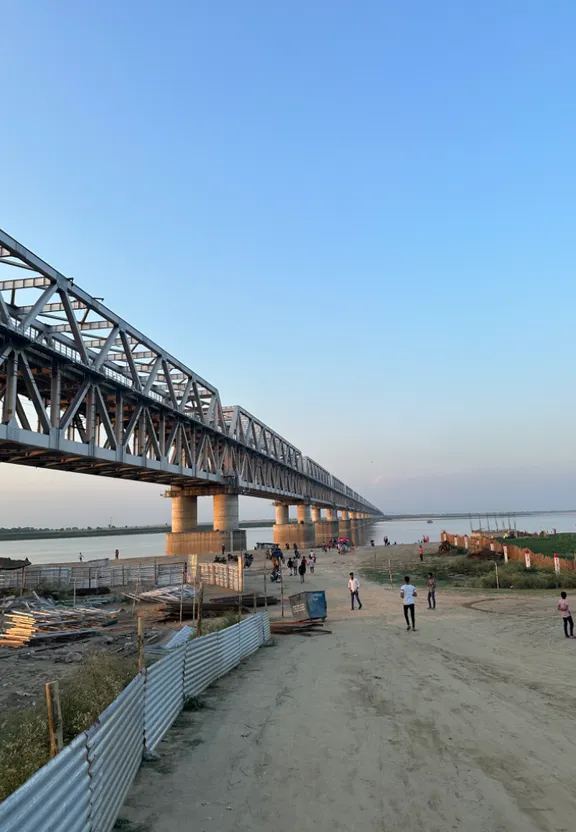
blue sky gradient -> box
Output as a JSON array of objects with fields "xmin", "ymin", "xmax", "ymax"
[{"xmin": 1, "ymin": 1, "xmax": 575, "ymax": 523}]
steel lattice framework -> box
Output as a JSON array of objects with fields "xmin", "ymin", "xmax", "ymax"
[{"xmin": 0, "ymin": 229, "xmax": 381, "ymax": 514}]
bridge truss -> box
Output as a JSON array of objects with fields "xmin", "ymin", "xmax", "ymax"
[{"xmin": 0, "ymin": 229, "xmax": 381, "ymax": 514}]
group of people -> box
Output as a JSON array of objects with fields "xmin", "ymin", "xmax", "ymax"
[
  {"xmin": 287, "ymin": 550, "xmax": 317, "ymax": 582},
  {"xmin": 348, "ymin": 571, "xmax": 438, "ymax": 628}
]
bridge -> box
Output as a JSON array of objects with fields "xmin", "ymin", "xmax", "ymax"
[{"xmin": 0, "ymin": 229, "xmax": 382, "ymax": 553}]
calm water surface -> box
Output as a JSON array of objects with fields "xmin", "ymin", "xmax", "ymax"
[{"xmin": 2, "ymin": 513, "xmax": 576, "ymax": 565}]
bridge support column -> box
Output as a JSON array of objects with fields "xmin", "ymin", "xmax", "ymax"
[
  {"xmin": 319, "ymin": 508, "xmax": 339, "ymax": 542},
  {"xmin": 172, "ymin": 493, "xmax": 198, "ymax": 533},
  {"xmin": 213, "ymin": 493, "xmax": 239, "ymax": 531},
  {"xmin": 339, "ymin": 510, "xmax": 352, "ymax": 542},
  {"xmin": 311, "ymin": 506, "xmax": 322, "ymax": 523},
  {"xmin": 166, "ymin": 489, "xmax": 245, "ymax": 556},
  {"xmin": 275, "ymin": 503, "xmax": 289, "ymax": 526}
]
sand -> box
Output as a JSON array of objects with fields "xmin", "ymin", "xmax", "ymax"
[{"xmin": 118, "ymin": 544, "xmax": 576, "ymax": 832}]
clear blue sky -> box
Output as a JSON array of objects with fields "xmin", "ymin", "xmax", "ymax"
[{"xmin": 1, "ymin": 0, "xmax": 576, "ymax": 524}]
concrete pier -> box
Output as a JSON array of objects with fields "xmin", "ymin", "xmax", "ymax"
[
  {"xmin": 166, "ymin": 490, "xmax": 246, "ymax": 555},
  {"xmin": 213, "ymin": 493, "xmax": 239, "ymax": 531},
  {"xmin": 171, "ymin": 492, "xmax": 198, "ymax": 533},
  {"xmin": 339, "ymin": 510, "xmax": 352, "ymax": 541}
]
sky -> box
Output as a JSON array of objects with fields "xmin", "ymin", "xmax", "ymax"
[{"xmin": 1, "ymin": 0, "xmax": 576, "ymax": 525}]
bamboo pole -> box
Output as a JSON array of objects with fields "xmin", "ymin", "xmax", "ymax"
[
  {"xmin": 179, "ymin": 564, "xmax": 185, "ymax": 625},
  {"xmin": 45, "ymin": 681, "xmax": 63, "ymax": 759},
  {"xmin": 197, "ymin": 583, "xmax": 204, "ymax": 637},
  {"xmin": 137, "ymin": 617, "xmax": 145, "ymax": 672}
]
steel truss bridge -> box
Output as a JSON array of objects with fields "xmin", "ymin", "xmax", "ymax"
[{"xmin": 0, "ymin": 229, "xmax": 381, "ymax": 515}]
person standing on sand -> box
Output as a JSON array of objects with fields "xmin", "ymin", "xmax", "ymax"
[
  {"xmin": 298, "ymin": 559, "xmax": 306, "ymax": 583},
  {"xmin": 348, "ymin": 572, "xmax": 363, "ymax": 610},
  {"xmin": 115, "ymin": 549, "xmax": 119, "ymax": 560},
  {"xmin": 558, "ymin": 591, "xmax": 574, "ymax": 638},
  {"xmin": 400, "ymin": 576, "xmax": 417, "ymax": 631},
  {"xmin": 309, "ymin": 553, "xmax": 316, "ymax": 574},
  {"xmin": 419, "ymin": 544, "xmax": 424, "ymax": 562},
  {"xmin": 427, "ymin": 573, "xmax": 436, "ymax": 609},
  {"xmin": 287, "ymin": 557, "xmax": 294, "ymax": 576}
]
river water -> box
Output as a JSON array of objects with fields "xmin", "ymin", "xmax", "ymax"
[{"xmin": 2, "ymin": 512, "xmax": 576, "ymax": 565}]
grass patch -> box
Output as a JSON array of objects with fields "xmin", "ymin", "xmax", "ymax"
[
  {"xmin": 497, "ymin": 533, "xmax": 576, "ymax": 558},
  {"xmin": 0, "ymin": 653, "xmax": 136, "ymax": 801},
  {"xmin": 196, "ymin": 612, "xmax": 239, "ymax": 636},
  {"xmin": 361, "ymin": 555, "xmax": 576, "ymax": 591}
]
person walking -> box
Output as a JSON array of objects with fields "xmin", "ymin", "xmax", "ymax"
[
  {"xmin": 348, "ymin": 572, "xmax": 363, "ymax": 610},
  {"xmin": 287, "ymin": 557, "xmax": 294, "ymax": 576},
  {"xmin": 427, "ymin": 573, "xmax": 436, "ymax": 609},
  {"xmin": 79, "ymin": 552, "xmax": 83, "ymax": 562},
  {"xmin": 400, "ymin": 576, "xmax": 417, "ymax": 631},
  {"xmin": 309, "ymin": 553, "xmax": 316, "ymax": 574},
  {"xmin": 298, "ymin": 559, "xmax": 306, "ymax": 583},
  {"xmin": 419, "ymin": 544, "xmax": 424, "ymax": 562},
  {"xmin": 114, "ymin": 549, "xmax": 119, "ymax": 560},
  {"xmin": 558, "ymin": 591, "xmax": 574, "ymax": 638}
]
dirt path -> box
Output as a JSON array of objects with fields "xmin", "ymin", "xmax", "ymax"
[{"xmin": 118, "ymin": 547, "xmax": 576, "ymax": 832}]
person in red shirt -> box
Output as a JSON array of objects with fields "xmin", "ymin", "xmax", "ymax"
[
  {"xmin": 419, "ymin": 544, "xmax": 424, "ymax": 562},
  {"xmin": 558, "ymin": 592, "xmax": 574, "ymax": 638}
]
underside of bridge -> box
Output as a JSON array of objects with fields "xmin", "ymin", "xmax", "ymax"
[{"xmin": 0, "ymin": 228, "xmax": 382, "ymax": 553}]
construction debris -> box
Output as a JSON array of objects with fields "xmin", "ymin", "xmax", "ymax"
[
  {"xmin": 122, "ymin": 585, "xmax": 197, "ymax": 604},
  {"xmin": 270, "ymin": 619, "xmax": 329, "ymax": 636},
  {"xmin": 0, "ymin": 606, "xmax": 120, "ymax": 648},
  {"xmin": 159, "ymin": 593, "xmax": 277, "ymax": 621}
]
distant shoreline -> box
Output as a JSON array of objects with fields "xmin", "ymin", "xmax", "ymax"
[
  {"xmin": 0, "ymin": 519, "xmax": 276, "ymax": 541},
  {"xmin": 0, "ymin": 511, "xmax": 573, "ymax": 541}
]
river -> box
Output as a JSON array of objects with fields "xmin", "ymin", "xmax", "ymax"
[{"xmin": 2, "ymin": 512, "xmax": 576, "ymax": 565}]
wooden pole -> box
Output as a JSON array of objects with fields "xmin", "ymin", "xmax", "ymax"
[
  {"xmin": 73, "ymin": 578, "xmax": 77, "ymax": 609},
  {"xmin": 263, "ymin": 570, "xmax": 268, "ymax": 611},
  {"xmin": 253, "ymin": 590, "xmax": 257, "ymax": 613},
  {"xmin": 197, "ymin": 583, "xmax": 204, "ymax": 637},
  {"xmin": 137, "ymin": 617, "xmax": 145, "ymax": 672},
  {"xmin": 179, "ymin": 564, "xmax": 185, "ymax": 625},
  {"xmin": 494, "ymin": 561, "xmax": 500, "ymax": 590},
  {"xmin": 388, "ymin": 558, "xmax": 393, "ymax": 587},
  {"xmin": 45, "ymin": 681, "xmax": 63, "ymax": 759},
  {"xmin": 280, "ymin": 563, "xmax": 285, "ymax": 618}
]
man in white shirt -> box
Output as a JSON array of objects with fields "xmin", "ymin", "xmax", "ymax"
[
  {"xmin": 400, "ymin": 575, "xmax": 417, "ymax": 631},
  {"xmin": 348, "ymin": 572, "xmax": 363, "ymax": 610}
]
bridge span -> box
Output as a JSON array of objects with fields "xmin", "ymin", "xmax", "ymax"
[{"xmin": 0, "ymin": 229, "xmax": 381, "ymax": 552}]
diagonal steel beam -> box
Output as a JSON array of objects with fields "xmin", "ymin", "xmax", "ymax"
[{"xmin": 19, "ymin": 352, "xmax": 51, "ymax": 434}]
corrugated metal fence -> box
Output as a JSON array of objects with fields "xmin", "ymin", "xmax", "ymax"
[
  {"xmin": 0, "ymin": 612, "xmax": 270, "ymax": 832},
  {"xmin": 440, "ymin": 531, "xmax": 574, "ymax": 571},
  {"xmin": 0, "ymin": 560, "xmax": 244, "ymax": 592}
]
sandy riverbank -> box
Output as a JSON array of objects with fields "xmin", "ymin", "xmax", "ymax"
[{"xmin": 117, "ymin": 542, "xmax": 576, "ymax": 832}]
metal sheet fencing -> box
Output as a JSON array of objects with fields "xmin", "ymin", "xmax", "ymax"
[
  {"xmin": 184, "ymin": 631, "xmax": 222, "ymax": 697},
  {"xmin": 0, "ymin": 732, "xmax": 91, "ymax": 832},
  {"xmin": 86, "ymin": 674, "xmax": 145, "ymax": 832},
  {"xmin": 0, "ymin": 613, "xmax": 270, "ymax": 831},
  {"xmin": 219, "ymin": 622, "xmax": 242, "ymax": 675},
  {"xmin": 240, "ymin": 615, "xmax": 262, "ymax": 658},
  {"xmin": 143, "ymin": 645, "xmax": 186, "ymax": 753}
]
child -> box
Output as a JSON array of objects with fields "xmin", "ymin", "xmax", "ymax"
[{"xmin": 558, "ymin": 591, "xmax": 574, "ymax": 638}]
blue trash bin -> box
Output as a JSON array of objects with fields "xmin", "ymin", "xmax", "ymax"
[{"xmin": 289, "ymin": 590, "xmax": 327, "ymax": 621}]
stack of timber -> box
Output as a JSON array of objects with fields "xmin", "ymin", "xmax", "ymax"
[
  {"xmin": 160, "ymin": 593, "xmax": 278, "ymax": 621},
  {"xmin": 0, "ymin": 606, "xmax": 119, "ymax": 647}
]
